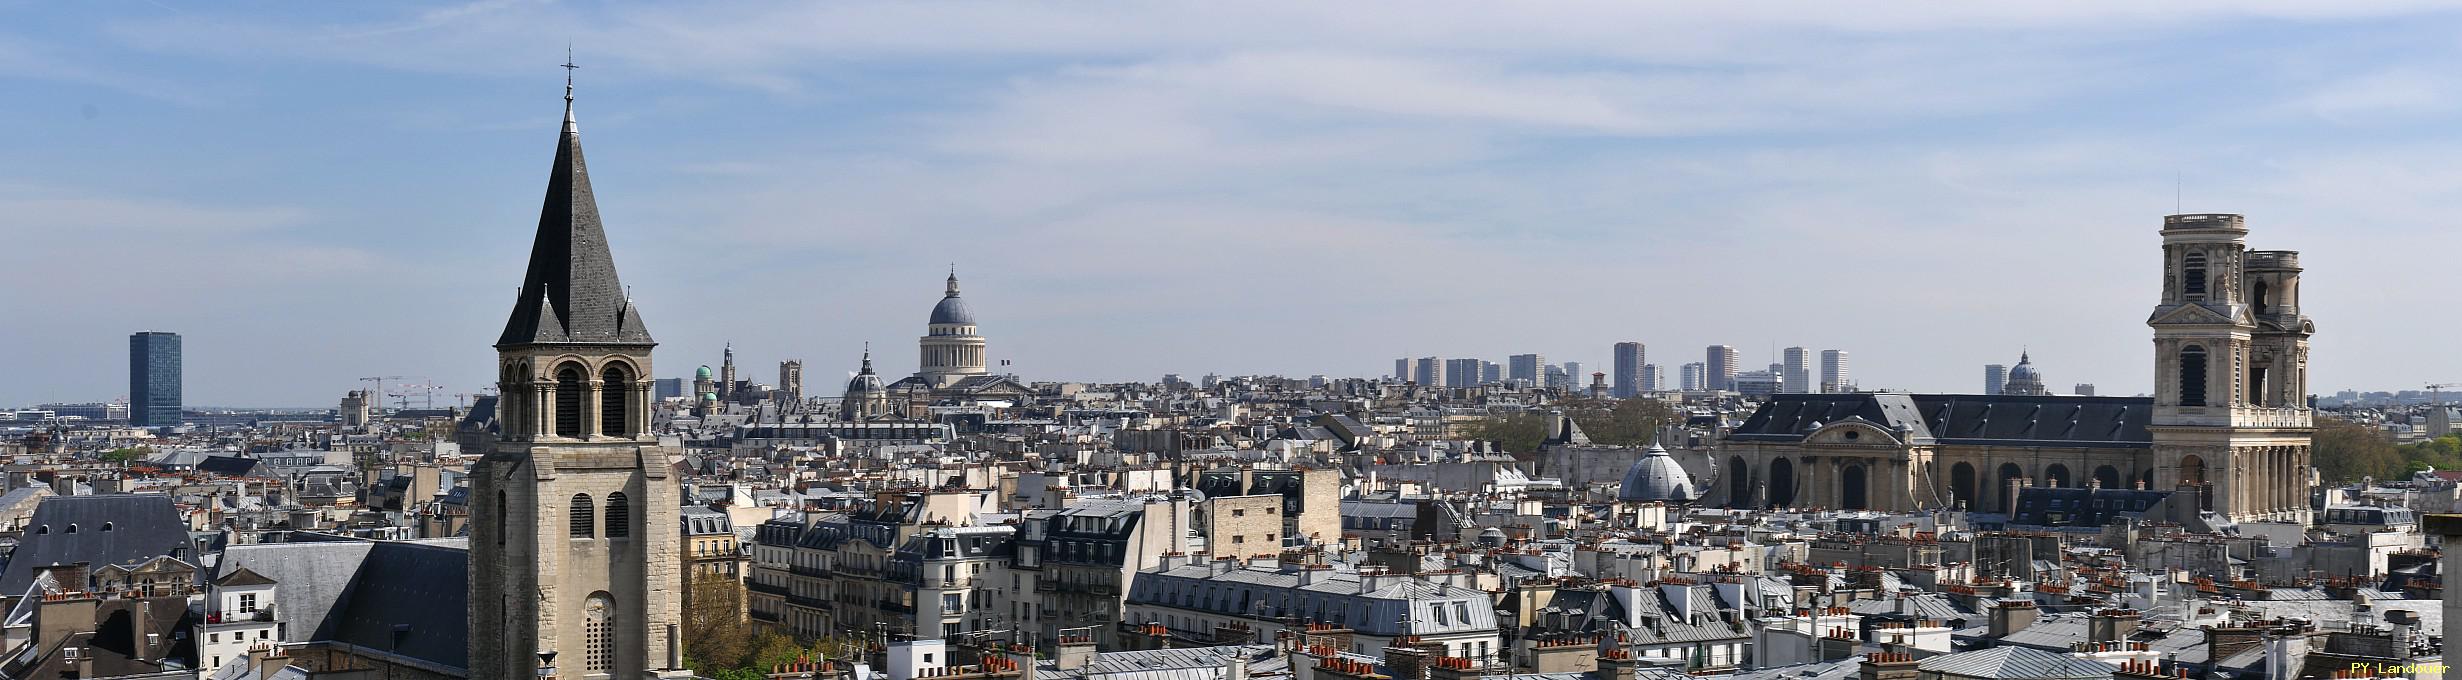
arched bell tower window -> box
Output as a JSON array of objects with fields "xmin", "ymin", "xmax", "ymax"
[
  {"xmin": 2182, "ymin": 252, "xmax": 2207, "ymax": 301},
  {"xmin": 2179, "ymin": 345, "xmax": 2208, "ymax": 406},
  {"xmin": 569, "ymin": 494, "xmax": 595, "ymax": 538},
  {"xmin": 600, "ymin": 363, "xmax": 633, "ymax": 437},
  {"xmin": 605, "ymin": 491, "xmax": 630, "ymax": 538},
  {"xmin": 555, "ymin": 363, "xmax": 586, "ymax": 438},
  {"xmin": 2253, "ymin": 280, "xmax": 2271, "ymax": 315}
]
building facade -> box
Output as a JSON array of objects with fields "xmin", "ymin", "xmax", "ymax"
[
  {"xmin": 1508, "ymin": 354, "xmax": 1546, "ymax": 386},
  {"xmin": 1820, "ymin": 349, "xmax": 1849, "ymax": 393},
  {"xmin": 1612, "ymin": 342, "xmax": 1644, "ymax": 398},
  {"xmin": 1781, "ymin": 347, "xmax": 1811, "ymax": 394},
  {"xmin": 1706, "ymin": 345, "xmax": 1738, "ymax": 392},
  {"xmin": 129, "ymin": 331, "xmax": 181, "ymax": 427},
  {"xmin": 1714, "ymin": 213, "xmax": 2315, "ymax": 523}
]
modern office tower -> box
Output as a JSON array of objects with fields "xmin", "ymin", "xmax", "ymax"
[
  {"xmin": 1612, "ymin": 342, "xmax": 1645, "ymax": 398},
  {"xmin": 1482, "ymin": 362, "xmax": 1502, "ymax": 384},
  {"xmin": 128, "ymin": 331, "xmax": 181, "ymax": 427},
  {"xmin": 2075, "ymin": 383, "xmax": 2096, "ymax": 396},
  {"xmin": 1706, "ymin": 345, "xmax": 1738, "ymax": 391},
  {"xmin": 1395, "ymin": 358, "xmax": 1410, "ymax": 380},
  {"xmin": 1782, "ymin": 347, "xmax": 1812, "ymax": 394},
  {"xmin": 1444, "ymin": 358, "xmax": 1484, "ymax": 387},
  {"xmin": 1562, "ymin": 362, "xmax": 1583, "ymax": 389},
  {"xmin": 1821, "ymin": 350, "xmax": 1849, "ymax": 393},
  {"xmin": 1309, "ymin": 375, "xmax": 1327, "ymax": 388},
  {"xmin": 1642, "ymin": 364, "xmax": 1663, "ymax": 392},
  {"xmin": 1680, "ymin": 362, "xmax": 1707, "ymax": 391},
  {"xmin": 1415, "ymin": 357, "xmax": 1444, "ymax": 387},
  {"xmin": 1508, "ymin": 354, "xmax": 1547, "ymax": 385},
  {"xmin": 653, "ymin": 378, "xmax": 684, "ymax": 401},
  {"xmin": 1544, "ymin": 364, "xmax": 1570, "ymax": 389},
  {"xmin": 1984, "ymin": 364, "xmax": 2008, "ymax": 395}
]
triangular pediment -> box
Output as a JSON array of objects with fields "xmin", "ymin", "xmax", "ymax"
[{"xmin": 2148, "ymin": 303, "xmax": 2240, "ymax": 326}]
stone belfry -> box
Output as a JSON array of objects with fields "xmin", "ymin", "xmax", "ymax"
[
  {"xmin": 469, "ymin": 70, "xmax": 691, "ymax": 679},
  {"xmin": 2146, "ymin": 213, "xmax": 2316, "ymax": 523}
]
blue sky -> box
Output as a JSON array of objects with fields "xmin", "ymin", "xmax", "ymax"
[{"xmin": 6, "ymin": 1, "xmax": 2462, "ymax": 407}]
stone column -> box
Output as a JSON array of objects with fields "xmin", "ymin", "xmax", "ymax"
[
  {"xmin": 583, "ymin": 381, "xmax": 603, "ymax": 438},
  {"xmin": 537, "ymin": 384, "xmax": 555, "ymax": 438}
]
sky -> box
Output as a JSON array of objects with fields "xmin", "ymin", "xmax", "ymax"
[{"xmin": 6, "ymin": 1, "xmax": 2462, "ymax": 408}]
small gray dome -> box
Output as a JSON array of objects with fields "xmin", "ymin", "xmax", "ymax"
[
  {"xmin": 2008, "ymin": 352, "xmax": 2039, "ymax": 380},
  {"xmin": 847, "ymin": 372, "xmax": 884, "ymax": 393},
  {"xmin": 1617, "ymin": 442, "xmax": 1695, "ymax": 503}
]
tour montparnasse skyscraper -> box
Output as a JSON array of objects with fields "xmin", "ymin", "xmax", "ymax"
[{"xmin": 467, "ymin": 64, "xmax": 694, "ymax": 680}]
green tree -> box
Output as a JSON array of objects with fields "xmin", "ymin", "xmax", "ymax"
[
  {"xmin": 1463, "ymin": 397, "xmax": 1679, "ymax": 455},
  {"xmin": 1560, "ymin": 397, "xmax": 1679, "ymax": 448},
  {"xmin": 97, "ymin": 447, "xmax": 151, "ymax": 464},
  {"xmin": 681, "ymin": 573, "xmax": 754, "ymax": 676},
  {"xmin": 1459, "ymin": 413, "xmax": 1549, "ymax": 454},
  {"xmin": 2313, "ymin": 418, "xmax": 2403, "ymax": 483}
]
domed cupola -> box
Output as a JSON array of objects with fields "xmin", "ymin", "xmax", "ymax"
[
  {"xmin": 1617, "ymin": 440, "xmax": 1696, "ymax": 503},
  {"xmin": 929, "ymin": 271, "xmax": 975, "ymax": 328},
  {"xmin": 846, "ymin": 345, "xmax": 885, "ymax": 393},
  {"xmin": 841, "ymin": 343, "xmax": 893, "ymax": 421}
]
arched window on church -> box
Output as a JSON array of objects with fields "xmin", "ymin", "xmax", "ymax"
[
  {"xmin": 2181, "ymin": 252, "xmax": 2207, "ymax": 301},
  {"xmin": 584, "ymin": 593, "xmax": 616, "ymax": 672},
  {"xmin": 555, "ymin": 363, "xmax": 586, "ymax": 437},
  {"xmin": 601, "ymin": 363, "xmax": 632, "ymax": 437},
  {"xmin": 2253, "ymin": 280, "xmax": 2271, "ymax": 315},
  {"xmin": 570, "ymin": 494, "xmax": 594, "ymax": 538},
  {"xmin": 605, "ymin": 492, "xmax": 630, "ymax": 538},
  {"xmin": 2179, "ymin": 346, "xmax": 2208, "ymax": 406}
]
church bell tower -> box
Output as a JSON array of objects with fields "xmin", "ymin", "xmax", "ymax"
[
  {"xmin": 469, "ymin": 72, "xmax": 691, "ymax": 679},
  {"xmin": 2146, "ymin": 213, "xmax": 2316, "ymax": 523}
]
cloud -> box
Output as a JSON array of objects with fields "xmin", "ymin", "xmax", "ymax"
[{"xmin": 8, "ymin": 1, "xmax": 2462, "ymax": 404}]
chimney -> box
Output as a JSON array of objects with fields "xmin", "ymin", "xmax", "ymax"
[
  {"xmin": 1987, "ymin": 600, "xmax": 2038, "ymax": 638},
  {"xmin": 1816, "ymin": 627, "xmax": 1859, "ymax": 661},
  {"xmin": 1426, "ymin": 655, "xmax": 1481, "ymax": 680},
  {"xmin": 2088, "ymin": 608, "xmax": 2141, "ymax": 644},
  {"xmin": 1055, "ymin": 633, "xmax": 1097, "ymax": 671},
  {"xmin": 2204, "ymin": 625, "xmax": 2265, "ymax": 664},
  {"xmin": 1856, "ymin": 652, "xmax": 1920, "ymax": 680},
  {"xmin": 1522, "ymin": 635, "xmax": 1598, "ymax": 673},
  {"xmin": 1594, "ymin": 645, "xmax": 1637, "ymax": 680},
  {"xmin": 1384, "ymin": 637, "xmax": 1433, "ymax": 680}
]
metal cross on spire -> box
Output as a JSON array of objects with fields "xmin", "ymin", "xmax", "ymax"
[{"xmin": 562, "ymin": 46, "xmax": 579, "ymax": 102}]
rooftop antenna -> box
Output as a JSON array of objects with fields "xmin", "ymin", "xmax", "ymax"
[{"xmin": 2174, "ymin": 171, "xmax": 2182, "ymax": 214}]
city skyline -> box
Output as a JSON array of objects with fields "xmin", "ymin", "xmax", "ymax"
[{"xmin": 10, "ymin": 3, "xmax": 2462, "ymax": 406}]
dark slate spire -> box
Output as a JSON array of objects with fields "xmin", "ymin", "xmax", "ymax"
[{"xmin": 497, "ymin": 72, "xmax": 654, "ymax": 347}]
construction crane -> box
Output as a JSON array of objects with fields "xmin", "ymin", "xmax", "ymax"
[
  {"xmin": 2431, "ymin": 384, "xmax": 2462, "ymax": 407},
  {"xmin": 359, "ymin": 376, "xmax": 405, "ymax": 412}
]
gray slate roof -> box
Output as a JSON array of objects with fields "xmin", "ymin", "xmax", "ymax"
[
  {"xmin": 1732, "ymin": 394, "xmax": 2151, "ymax": 448},
  {"xmin": 1, "ymin": 494, "xmax": 194, "ymax": 593},
  {"xmin": 497, "ymin": 100, "xmax": 652, "ymax": 347},
  {"xmin": 1918, "ymin": 646, "xmax": 2113, "ymax": 679},
  {"xmin": 211, "ymin": 537, "xmax": 467, "ymax": 672}
]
